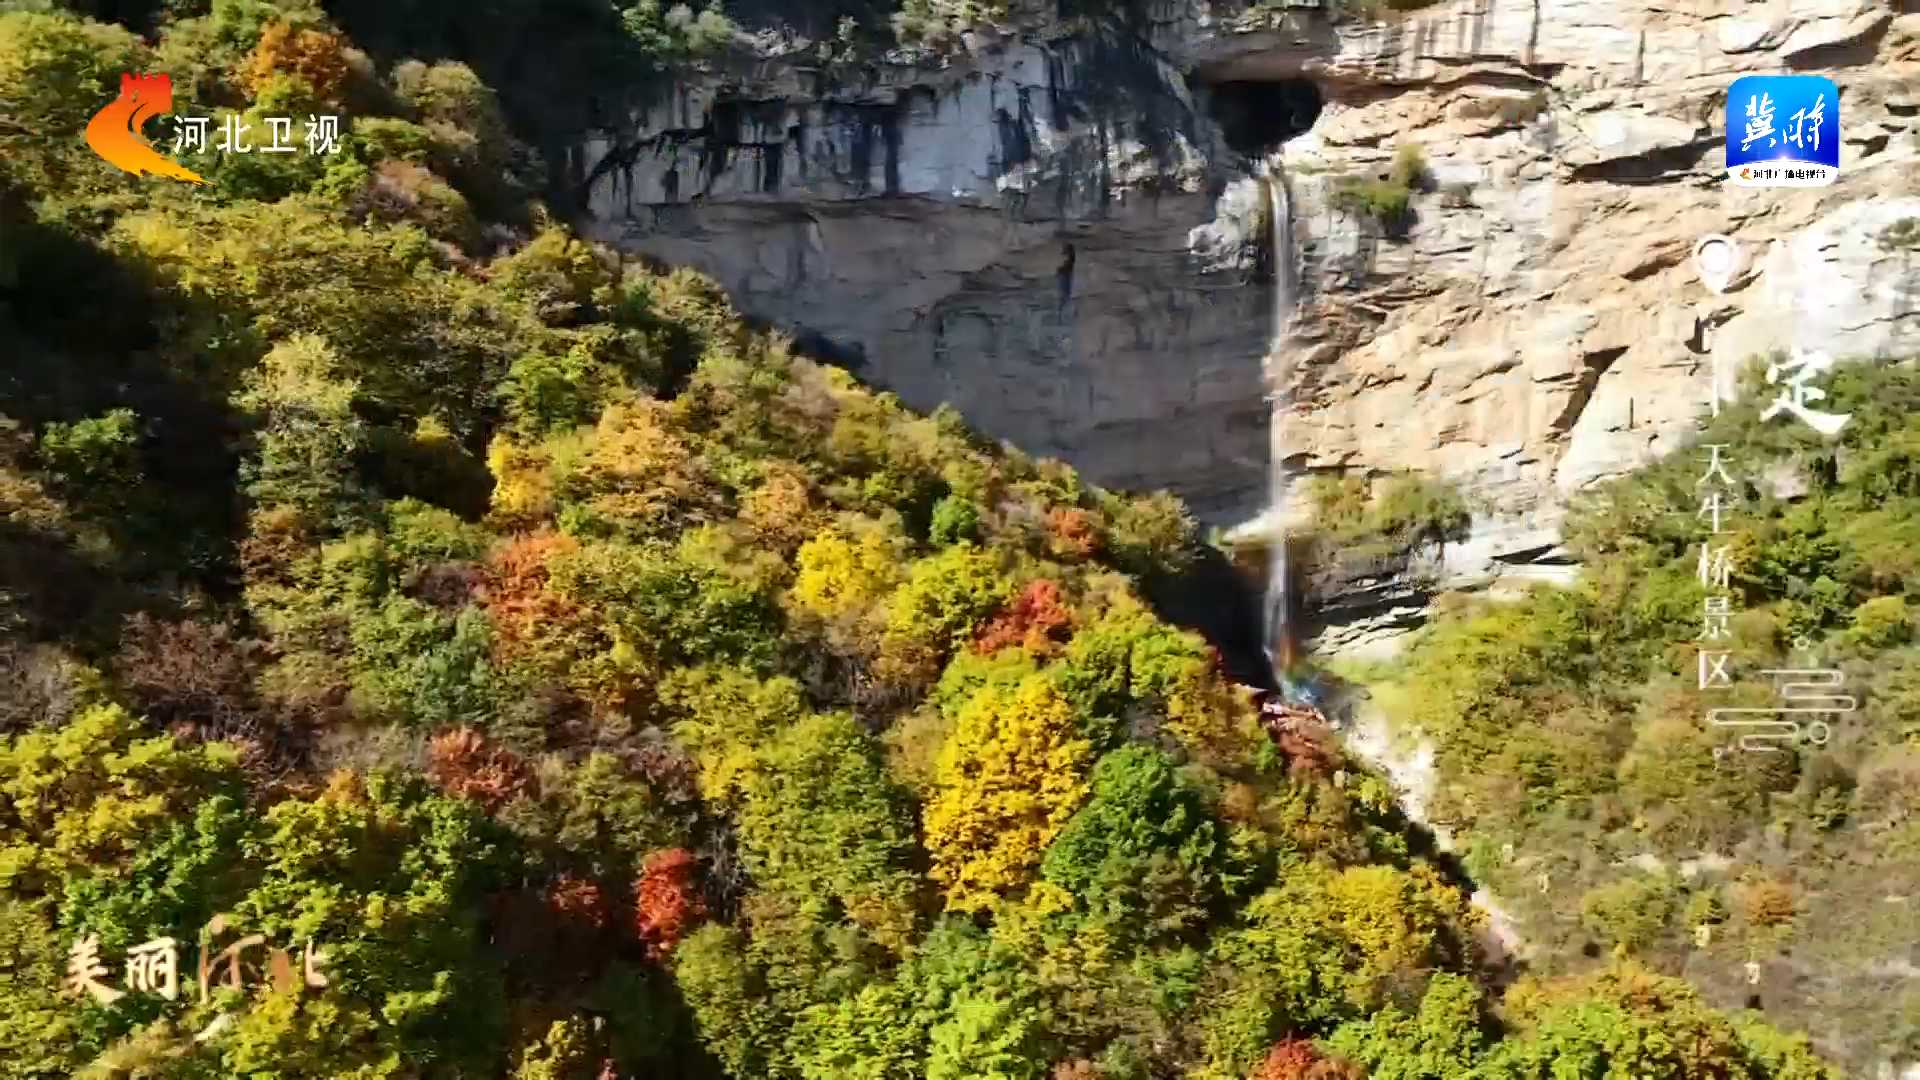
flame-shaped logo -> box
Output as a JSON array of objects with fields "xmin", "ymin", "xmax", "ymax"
[{"xmin": 84, "ymin": 73, "xmax": 207, "ymax": 184}]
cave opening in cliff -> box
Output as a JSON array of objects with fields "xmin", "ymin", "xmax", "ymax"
[{"xmin": 1204, "ymin": 78, "xmax": 1323, "ymax": 157}]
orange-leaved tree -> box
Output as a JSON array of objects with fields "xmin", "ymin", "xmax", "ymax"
[
  {"xmin": 974, "ymin": 579, "xmax": 1074, "ymax": 657},
  {"xmin": 634, "ymin": 847, "xmax": 705, "ymax": 960},
  {"xmin": 426, "ymin": 726, "xmax": 534, "ymax": 813}
]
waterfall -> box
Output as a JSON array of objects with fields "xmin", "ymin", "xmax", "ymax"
[{"xmin": 1263, "ymin": 163, "xmax": 1297, "ymax": 683}]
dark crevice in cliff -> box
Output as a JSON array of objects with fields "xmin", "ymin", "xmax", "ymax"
[
  {"xmin": 787, "ymin": 327, "xmax": 870, "ymax": 372},
  {"xmin": 1198, "ymin": 78, "xmax": 1324, "ymax": 157},
  {"xmin": 996, "ymin": 95, "xmax": 1036, "ymax": 170},
  {"xmin": 1549, "ymin": 346, "xmax": 1626, "ymax": 433},
  {"xmin": 832, "ymin": 100, "xmax": 907, "ymax": 195},
  {"xmin": 1568, "ymin": 139, "xmax": 1716, "ymax": 185},
  {"xmin": 574, "ymin": 93, "xmax": 911, "ymax": 208}
]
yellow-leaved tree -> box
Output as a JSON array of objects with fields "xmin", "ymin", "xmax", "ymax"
[
  {"xmin": 924, "ymin": 672, "xmax": 1092, "ymax": 912},
  {"xmin": 791, "ymin": 522, "xmax": 905, "ymax": 622}
]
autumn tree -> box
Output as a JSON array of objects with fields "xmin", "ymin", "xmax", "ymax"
[
  {"xmin": 112, "ymin": 615, "xmax": 269, "ymax": 744},
  {"xmin": 390, "ymin": 59, "xmax": 512, "ymax": 191},
  {"xmin": 633, "ymin": 847, "xmax": 704, "ymax": 959},
  {"xmin": 245, "ymin": 19, "xmax": 350, "ymax": 102},
  {"xmin": 0, "ymin": 703, "xmax": 242, "ymax": 893},
  {"xmin": 426, "ymin": 727, "xmax": 535, "ymax": 812},
  {"xmin": 739, "ymin": 465, "xmax": 819, "ymax": 553},
  {"xmin": 925, "ymin": 673, "xmax": 1093, "ymax": 913},
  {"xmin": 976, "ymin": 579, "xmax": 1074, "ymax": 657},
  {"xmin": 511, "ymin": 1017, "xmax": 602, "ymax": 1080},
  {"xmin": 490, "ymin": 228, "xmax": 615, "ymax": 327},
  {"xmin": 557, "ymin": 399, "xmax": 720, "ymax": 538},
  {"xmin": 1250, "ymin": 1039, "xmax": 1366, "ymax": 1080},
  {"xmin": 0, "ymin": 897, "xmax": 95, "ymax": 1076},
  {"xmin": 0, "ymin": 9, "xmax": 1870, "ymax": 1075},
  {"xmin": 478, "ymin": 531, "xmax": 592, "ymax": 671},
  {"xmin": 1045, "ymin": 507, "xmax": 1100, "ymax": 559},
  {"xmin": 791, "ymin": 521, "xmax": 906, "ymax": 623},
  {"xmin": 790, "ymin": 978, "xmax": 923, "ymax": 1079}
]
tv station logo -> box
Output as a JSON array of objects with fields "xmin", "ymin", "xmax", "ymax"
[
  {"xmin": 85, "ymin": 72, "xmax": 341, "ymax": 185},
  {"xmin": 1726, "ymin": 74, "xmax": 1838, "ymax": 188}
]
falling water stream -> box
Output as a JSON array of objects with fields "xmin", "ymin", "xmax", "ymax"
[
  {"xmin": 1254, "ymin": 160, "xmax": 1520, "ymax": 961},
  {"xmin": 1263, "ymin": 162, "xmax": 1297, "ymax": 684}
]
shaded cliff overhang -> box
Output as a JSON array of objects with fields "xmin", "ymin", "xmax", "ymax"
[{"xmin": 1199, "ymin": 76, "xmax": 1324, "ymax": 156}]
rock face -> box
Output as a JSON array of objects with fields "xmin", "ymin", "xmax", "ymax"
[
  {"xmin": 575, "ymin": 0, "xmax": 1920, "ymax": 616},
  {"xmin": 1245, "ymin": 0, "xmax": 1920, "ymax": 528},
  {"xmin": 576, "ymin": 16, "xmax": 1277, "ymax": 521}
]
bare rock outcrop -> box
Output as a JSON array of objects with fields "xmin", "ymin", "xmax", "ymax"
[
  {"xmin": 575, "ymin": 17, "xmax": 1275, "ymax": 521},
  {"xmin": 1244, "ymin": 0, "xmax": 1920, "ymax": 526}
]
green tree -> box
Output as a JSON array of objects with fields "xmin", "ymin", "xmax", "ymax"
[
  {"xmin": 790, "ymin": 978, "xmax": 923, "ymax": 1080},
  {"xmin": 231, "ymin": 771, "xmax": 511, "ymax": 1076},
  {"xmin": 884, "ymin": 543, "xmax": 1014, "ymax": 655},
  {"xmin": 348, "ymin": 596, "xmax": 501, "ymax": 728},
  {"xmin": 0, "ymin": 10, "xmax": 147, "ymax": 189},
  {"xmin": 0, "ymin": 897, "xmax": 97, "ymax": 1079},
  {"xmin": 928, "ymin": 494, "xmax": 982, "ymax": 546},
  {"xmin": 676, "ymin": 923, "xmax": 782, "ymax": 1079},
  {"xmin": 233, "ymin": 335, "xmax": 369, "ymax": 527},
  {"xmin": 1326, "ymin": 973, "xmax": 1489, "ymax": 1080},
  {"xmin": 1480, "ymin": 965, "xmax": 1836, "ymax": 1080},
  {"xmin": 38, "ymin": 410, "xmax": 141, "ymax": 494},
  {"xmin": 1041, "ymin": 745, "xmax": 1233, "ymax": 936},
  {"xmin": 730, "ymin": 711, "xmax": 921, "ymax": 948},
  {"xmin": 1579, "ymin": 873, "xmax": 1680, "ymax": 952}
]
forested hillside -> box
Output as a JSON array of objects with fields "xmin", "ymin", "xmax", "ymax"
[
  {"xmin": 0, "ymin": 1, "xmax": 1848, "ymax": 1077},
  {"xmin": 1368, "ymin": 362, "xmax": 1920, "ymax": 1070}
]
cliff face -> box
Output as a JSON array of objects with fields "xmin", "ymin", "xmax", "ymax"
[
  {"xmin": 576, "ymin": 14, "xmax": 1274, "ymax": 522},
  {"xmin": 576, "ymin": 0, "xmax": 1920, "ymax": 607},
  {"xmin": 1237, "ymin": 0, "xmax": 1920, "ymax": 510}
]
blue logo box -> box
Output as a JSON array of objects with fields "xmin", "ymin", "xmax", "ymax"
[{"xmin": 1726, "ymin": 75, "xmax": 1839, "ymax": 187}]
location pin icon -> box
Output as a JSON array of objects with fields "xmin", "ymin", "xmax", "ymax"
[{"xmin": 1693, "ymin": 234, "xmax": 1743, "ymax": 294}]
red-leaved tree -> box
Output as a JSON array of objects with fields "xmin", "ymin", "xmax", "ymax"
[
  {"xmin": 974, "ymin": 579, "xmax": 1073, "ymax": 656},
  {"xmin": 478, "ymin": 531, "xmax": 585, "ymax": 664},
  {"xmin": 546, "ymin": 872, "xmax": 611, "ymax": 931},
  {"xmin": 1045, "ymin": 507, "xmax": 1099, "ymax": 558},
  {"xmin": 1250, "ymin": 1039, "xmax": 1364, "ymax": 1080},
  {"xmin": 633, "ymin": 847, "xmax": 705, "ymax": 960}
]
